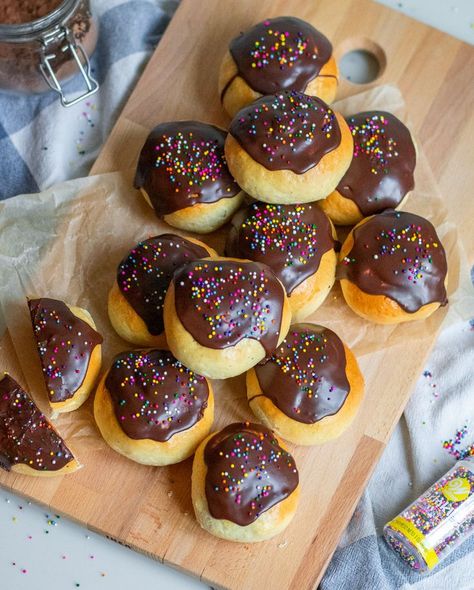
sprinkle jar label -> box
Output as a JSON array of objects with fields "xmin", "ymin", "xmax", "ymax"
[
  {"xmin": 384, "ymin": 462, "xmax": 474, "ymax": 572},
  {"xmin": 441, "ymin": 477, "xmax": 471, "ymax": 502}
]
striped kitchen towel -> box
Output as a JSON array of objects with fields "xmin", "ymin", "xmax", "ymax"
[{"xmin": 0, "ymin": 0, "xmax": 178, "ymax": 200}]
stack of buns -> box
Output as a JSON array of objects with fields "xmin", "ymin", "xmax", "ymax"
[{"xmin": 1, "ymin": 15, "xmax": 448, "ymax": 546}]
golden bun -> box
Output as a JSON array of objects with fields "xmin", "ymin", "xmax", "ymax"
[
  {"xmin": 224, "ymin": 112, "xmax": 353, "ymax": 204},
  {"xmin": 0, "ymin": 373, "xmax": 81, "ymax": 477},
  {"xmin": 163, "ymin": 257, "xmax": 292, "ymax": 379},
  {"xmin": 339, "ymin": 215, "xmax": 448, "ymax": 324},
  {"xmin": 287, "ymin": 221, "xmax": 337, "ymax": 322},
  {"xmin": 219, "ymin": 49, "xmax": 338, "ymax": 118},
  {"xmin": 10, "ymin": 460, "xmax": 81, "ymax": 478},
  {"xmin": 246, "ymin": 339, "xmax": 364, "ymax": 445},
  {"xmin": 50, "ymin": 304, "xmax": 102, "ymax": 413},
  {"xmin": 94, "ymin": 364, "xmax": 214, "ymax": 466},
  {"xmin": 141, "ymin": 187, "xmax": 245, "ymax": 234},
  {"xmin": 108, "ymin": 236, "xmax": 216, "ymax": 347},
  {"xmin": 319, "ymin": 184, "xmax": 412, "ymax": 227},
  {"xmin": 192, "ymin": 428, "xmax": 300, "ymax": 542}
]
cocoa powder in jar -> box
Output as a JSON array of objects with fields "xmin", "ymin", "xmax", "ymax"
[
  {"xmin": 0, "ymin": 1, "xmax": 64, "ymax": 24},
  {"xmin": 0, "ymin": 0, "xmax": 98, "ymax": 93}
]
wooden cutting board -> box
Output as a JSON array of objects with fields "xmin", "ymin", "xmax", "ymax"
[{"xmin": 1, "ymin": 1, "xmax": 473, "ymax": 589}]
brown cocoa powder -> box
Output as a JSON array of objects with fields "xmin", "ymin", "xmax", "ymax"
[
  {"xmin": 0, "ymin": 0, "xmax": 63, "ymax": 24},
  {"xmin": 0, "ymin": 1, "xmax": 97, "ymax": 93}
]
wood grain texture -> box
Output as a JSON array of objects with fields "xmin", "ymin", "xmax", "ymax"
[
  {"xmin": 91, "ymin": 0, "xmax": 474, "ymax": 262},
  {"xmin": 1, "ymin": 1, "xmax": 473, "ymax": 589}
]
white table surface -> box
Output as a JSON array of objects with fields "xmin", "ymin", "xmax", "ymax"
[{"xmin": 1, "ymin": 1, "xmax": 473, "ymax": 589}]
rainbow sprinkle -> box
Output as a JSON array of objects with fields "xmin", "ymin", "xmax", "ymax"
[
  {"xmin": 443, "ymin": 426, "xmax": 474, "ymax": 460},
  {"xmin": 342, "ymin": 213, "xmax": 440, "ymax": 285},
  {"xmin": 181, "ymin": 262, "xmax": 276, "ymax": 344},
  {"xmin": 249, "ymin": 20, "xmax": 317, "ymax": 71},
  {"xmin": 108, "ymin": 350, "xmax": 207, "ymax": 433},
  {"xmin": 273, "ymin": 329, "xmax": 329, "ymax": 397},
  {"xmin": 241, "ymin": 203, "xmax": 321, "ymax": 268},
  {"xmin": 235, "ymin": 91, "xmax": 337, "ymax": 165},
  {"xmin": 348, "ymin": 113, "xmax": 399, "ymax": 175},
  {"xmin": 155, "ymin": 131, "xmax": 228, "ymax": 193}
]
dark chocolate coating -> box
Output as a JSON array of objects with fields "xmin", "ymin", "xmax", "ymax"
[
  {"xmin": 134, "ymin": 121, "xmax": 240, "ymax": 216},
  {"xmin": 0, "ymin": 374, "xmax": 74, "ymax": 472},
  {"xmin": 226, "ymin": 202, "xmax": 334, "ymax": 294},
  {"xmin": 204, "ymin": 422, "xmax": 298, "ymax": 525},
  {"xmin": 29, "ymin": 298, "xmax": 103, "ymax": 404},
  {"xmin": 117, "ymin": 234, "xmax": 209, "ymax": 336},
  {"xmin": 253, "ymin": 324, "xmax": 350, "ymax": 424},
  {"xmin": 104, "ymin": 349, "xmax": 209, "ymax": 442},
  {"xmin": 229, "ymin": 90, "xmax": 341, "ymax": 173},
  {"xmin": 228, "ymin": 16, "xmax": 333, "ymax": 95},
  {"xmin": 336, "ymin": 111, "xmax": 416, "ymax": 215},
  {"xmin": 339, "ymin": 210, "xmax": 448, "ymax": 313},
  {"xmin": 173, "ymin": 259, "xmax": 285, "ymax": 356}
]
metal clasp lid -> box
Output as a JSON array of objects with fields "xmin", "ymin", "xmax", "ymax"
[{"xmin": 39, "ymin": 26, "xmax": 98, "ymax": 107}]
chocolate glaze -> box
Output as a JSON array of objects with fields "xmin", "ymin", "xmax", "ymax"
[
  {"xmin": 29, "ymin": 298, "xmax": 103, "ymax": 404},
  {"xmin": 228, "ymin": 17, "xmax": 332, "ymax": 95},
  {"xmin": 204, "ymin": 422, "xmax": 298, "ymax": 525},
  {"xmin": 117, "ymin": 234, "xmax": 209, "ymax": 336},
  {"xmin": 0, "ymin": 374, "xmax": 74, "ymax": 472},
  {"xmin": 226, "ymin": 202, "xmax": 334, "ymax": 294},
  {"xmin": 104, "ymin": 349, "xmax": 209, "ymax": 442},
  {"xmin": 134, "ymin": 121, "xmax": 240, "ymax": 216},
  {"xmin": 339, "ymin": 210, "xmax": 448, "ymax": 313},
  {"xmin": 174, "ymin": 259, "xmax": 285, "ymax": 356},
  {"xmin": 229, "ymin": 90, "xmax": 341, "ymax": 173},
  {"xmin": 253, "ymin": 324, "xmax": 350, "ymax": 424},
  {"xmin": 336, "ymin": 111, "xmax": 416, "ymax": 215}
]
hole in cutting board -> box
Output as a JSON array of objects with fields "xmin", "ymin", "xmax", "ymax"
[{"xmin": 336, "ymin": 38, "xmax": 386, "ymax": 84}]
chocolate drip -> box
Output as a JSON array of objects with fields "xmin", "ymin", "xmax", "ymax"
[
  {"xmin": 204, "ymin": 422, "xmax": 298, "ymax": 525},
  {"xmin": 229, "ymin": 90, "xmax": 341, "ymax": 173},
  {"xmin": 134, "ymin": 121, "xmax": 239, "ymax": 216},
  {"xmin": 0, "ymin": 374, "xmax": 74, "ymax": 472},
  {"xmin": 229, "ymin": 17, "xmax": 332, "ymax": 95},
  {"xmin": 174, "ymin": 259, "xmax": 285, "ymax": 355},
  {"xmin": 339, "ymin": 210, "xmax": 448, "ymax": 312},
  {"xmin": 336, "ymin": 111, "xmax": 416, "ymax": 215},
  {"xmin": 226, "ymin": 202, "xmax": 334, "ymax": 294},
  {"xmin": 253, "ymin": 324, "xmax": 350, "ymax": 424},
  {"xmin": 104, "ymin": 349, "xmax": 209, "ymax": 442},
  {"xmin": 117, "ymin": 234, "xmax": 209, "ymax": 336},
  {"xmin": 28, "ymin": 298, "xmax": 102, "ymax": 403}
]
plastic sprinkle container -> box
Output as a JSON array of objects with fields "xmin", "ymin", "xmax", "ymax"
[{"xmin": 383, "ymin": 456, "xmax": 474, "ymax": 572}]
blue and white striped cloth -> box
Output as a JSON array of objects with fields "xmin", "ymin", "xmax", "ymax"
[
  {"xmin": 1, "ymin": 2, "xmax": 473, "ymax": 589},
  {"xmin": 0, "ymin": 0, "xmax": 177, "ymax": 200}
]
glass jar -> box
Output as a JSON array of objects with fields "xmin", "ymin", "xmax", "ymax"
[
  {"xmin": 0, "ymin": 0, "xmax": 98, "ymax": 106},
  {"xmin": 384, "ymin": 456, "xmax": 474, "ymax": 573}
]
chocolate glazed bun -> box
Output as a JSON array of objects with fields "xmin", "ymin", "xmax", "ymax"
[
  {"xmin": 225, "ymin": 91, "xmax": 353, "ymax": 204},
  {"xmin": 226, "ymin": 202, "xmax": 337, "ymax": 322},
  {"xmin": 0, "ymin": 374, "xmax": 80, "ymax": 477},
  {"xmin": 134, "ymin": 121, "xmax": 244, "ymax": 233},
  {"xmin": 339, "ymin": 210, "xmax": 448, "ymax": 324},
  {"xmin": 319, "ymin": 111, "xmax": 417, "ymax": 225},
  {"xmin": 246, "ymin": 324, "xmax": 364, "ymax": 445},
  {"xmin": 29, "ymin": 298, "xmax": 102, "ymax": 413},
  {"xmin": 94, "ymin": 349, "xmax": 214, "ymax": 466},
  {"xmin": 108, "ymin": 234, "xmax": 217, "ymax": 347},
  {"xmin": 163, "ymin": 257, "xmax": 292, "ymax": 379},
  {"xmin": 219, "ymin": 16, "xmax": 338, "ymax": 117},
  {"xmin": 192, "ymin": 422, "xmax": 300, "ymax": 542}
]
